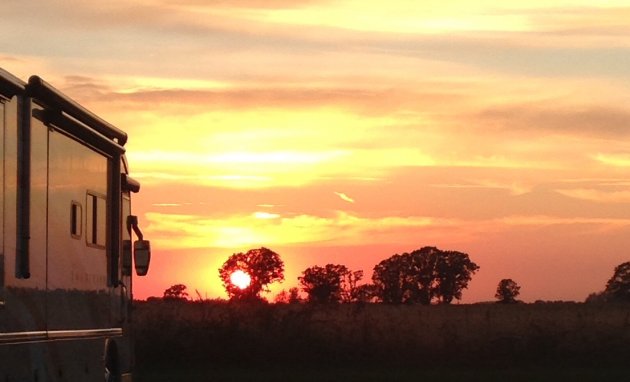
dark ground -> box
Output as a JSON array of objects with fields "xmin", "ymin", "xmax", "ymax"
[
  {"xmin": 135, "ymin": 365, "xmax": 630, "ymax": 382},
  {"xmin": 133, "ymin": 301, "xmax": 630, "ymax": 381}
]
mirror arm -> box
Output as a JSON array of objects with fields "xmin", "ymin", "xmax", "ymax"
[
  {"xmin": 132, "ymin": 224, "xmax": 144, "ymax": 241},
  {"xmin": 127, "ymin": 215, "xmax": 144, "ymax": 241}
]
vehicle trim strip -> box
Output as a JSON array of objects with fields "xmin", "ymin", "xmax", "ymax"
[{"xmin": 0, "ymin": 328, "xmax": 123, "ymax": 345}]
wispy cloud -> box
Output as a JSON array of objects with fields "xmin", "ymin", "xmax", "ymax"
[
  {"xmin": 158, "ymin": 0, "xmax": 323, "ymax": 10},
  {"xmin": 145, "ymin": 205, "xmax": 630, "ymax": 251},
  {"xmin": 334, "ymin": 192, "xmax": 355, "ymax": 203},
  {"xmin": 555, "ymin": 189, "xmax": 630, "ymax": 204},
  {"xmin": 498, "ymin": 215, "xmax": 630, "ymax": 228},
  {"xmin": 431, "ymin": 180, "xmax": 532, "ymax": 196},
  {"xmin": 252, "ymin": 211, "xmax": 281, "ymax": 219},
  {"xmin": 476, "ymin": 103, "xmax": 630, "ymax": 139}
]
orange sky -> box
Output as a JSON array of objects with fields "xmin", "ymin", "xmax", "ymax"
[{"xmin": 2, "ymin": 0, "xmax": 630, "ymax": 302}]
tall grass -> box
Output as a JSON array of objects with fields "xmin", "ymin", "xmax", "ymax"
[{"xmin": 133, "ymin": 301, "xmax": 630, "ymax": 370}]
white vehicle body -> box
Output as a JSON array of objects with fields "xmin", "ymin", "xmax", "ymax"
[{"xmin": 0, "ymin": 68, "xmax": 150, "ymax": 382}]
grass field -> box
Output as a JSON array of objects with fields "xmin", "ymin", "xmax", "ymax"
[
  {"xmin": 135, "ymin": 365, "xmax": 630, "ymax": 382},
  {"xmin": 133, "ymin": 300, "xmax": 630, "ymax": 381}
]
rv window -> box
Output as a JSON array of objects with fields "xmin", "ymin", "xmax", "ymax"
[
  {"xmin": 71, "ymin": 201, "xmax": 82, "ymax": 238},
  {"xmin": 86, "ymin": 192, "xmax": 106, "ymax": 248}
]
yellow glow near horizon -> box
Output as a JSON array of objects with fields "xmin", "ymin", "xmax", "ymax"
[
  {"xmin": 145, "ymin": 208, "xmax": 630, "ymax": 252},
  {"xmin": 593, "ymin": 153, "xmax": 630, "ymax": 167},
  {"xmin": 145, "ymin": 211, "xmax": 442, "ymax": 250},
  {"xmin": 128, "ymin": 147, "xmax": 439, "ymax": 188},
  {"xmin": 122, "ymin": 104, "xmax": 440, "ymax": 189}
]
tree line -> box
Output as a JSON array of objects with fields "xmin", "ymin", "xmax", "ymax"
[
  {"xmin": 212, "ymin": 246, "xmax": 480, "ymax": 304},
  {"xmin": 161, "ymin": 246, "xmax": 630, "ymax": 305}
]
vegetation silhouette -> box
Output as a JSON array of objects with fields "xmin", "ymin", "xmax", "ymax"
[
  {"xmin": 299, "ymin": 264, "xmax": 363, "ymax": 303},
  {"xmin": 162, "ymin": 284, "xmax": 189, "ymax": 301},
  {"xmin": 372, "ymin": 246, "xmax": 479, "ymax": 304},
  {"xmin": 134, "ymin": 299, "xmax": 630, "ymax": 375},
  {"xmin": 495, "ymin": 278, "xmax": 521, "ymax": 304},
  {"xmin": 135, "ymin": 254, "xmax": 630, "ymax": 380},
  {"xmin": 604, "ymin": 261, "xmax": 630, "ymax": 302},
  {"xmin": 274, "ymin": 287, "xmax": 301, "ymax": 304},
  {"xmin": 219, "ymin": 247, "xmax": 284, "ymax": 301},
  {"xmin": 586, "ymin": 261, "xmax": 630, "ymax": 303}
]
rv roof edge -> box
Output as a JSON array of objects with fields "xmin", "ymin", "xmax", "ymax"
[
  {"xmin": 27, "ymin": 75, "xmax": 128, "ymax": 146},
  {"xmin": 0, "ymin": 67, "xmax": 26, "ymax": 99}
]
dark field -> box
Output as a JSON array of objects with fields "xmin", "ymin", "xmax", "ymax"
[
  {"xmin": 133, "ymin": 301, "xmax": 630, "ymax": 381},
  {"xmin": 136, "ymin": 365, "xmax": 630, "ymax": 382}
]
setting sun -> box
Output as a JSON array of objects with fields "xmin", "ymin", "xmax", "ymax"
[{"xmin": 230, "ymin": 270, "xmax": 252, "ymax": 290}]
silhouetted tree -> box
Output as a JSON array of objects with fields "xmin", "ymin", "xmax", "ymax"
[
  {"xmin": 372, "ymin": 246, "xmax": 479, "ymax": 305},
  {"xmin": 299, "ymin": 264, "xmax": 351, "ymax": 303},
  {"xmin": 163, "ymin": 284, "xmax": 189, "ymax": 301},
  {"xmin": 585, "ymin": 291, "xmax": 607, "ymax": 304},
  {"xmin": 219, "ymin": 247, "xmax": 284, "ymax": 301},
  {"xmin": 274, "ymin": 287, "xmax": 302, "ymax": 304},
  {"xmin": 434, "ymin": 249, "xmax": 479, "ymax": 303},
  {"xmin": 354, "ymin": 283, "xmax": 379, "ymax": 303},
  {"xmin": 372, "ymin": 253, "xmax": 410, "ymax": 304},
  {"xmin": 341, "ymin": 269, "xmax": 364, "ymax": 303},
  {"xmin": 274, "ymin": 290, "xmax": 290, "ymax": 304},
  {"xmin": 495, "ymin": 278, "xmax": 521, "ymax": 304},
  {"xmin": 604, "ymin": 261, "xmax": 630, "ymax": 302}
]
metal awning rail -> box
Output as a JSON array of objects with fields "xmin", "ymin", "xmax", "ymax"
[{"xmin": 27, "ymin": 75, "xmax": 128, "ymax": 145}]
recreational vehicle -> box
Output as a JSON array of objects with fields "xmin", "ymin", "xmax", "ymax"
[{"xmin": 0, "ymin": 68, "xmax": 151, "ymax": 381}]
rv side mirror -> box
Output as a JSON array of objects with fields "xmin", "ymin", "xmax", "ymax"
[{"xmin": 134, "ymin": 240, "xmax": 151, "ymax": 276}]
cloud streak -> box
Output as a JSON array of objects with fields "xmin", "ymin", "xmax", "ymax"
[
  {"xmin": 145, "ymin": 209, "xmax": 630, "ymax": 251},
  {"xmin": 476, "ymin": 103, "xmax": 630, "ymax": 139},
  {"xmin": 334, "ymin": 192, "xmax": 355, "ymax": 203},
  {"xmin": 144, "ymin": 211, "xmax": 449, "ymax": 249}
]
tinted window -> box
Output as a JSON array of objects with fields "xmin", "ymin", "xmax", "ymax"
[{"xmin": 86, "ymin": 192, "xmax": 106, "ymax": 247}]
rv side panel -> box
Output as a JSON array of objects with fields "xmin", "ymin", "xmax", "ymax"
[
  {"xmin": 2, "ymin": 97, "xmax": 47, "ymax": 332},
  {"xmin": 1, "ymin": 100, "xmax": 4, "ymax": 284},
  {"xmin": 47, "ymin": 126, "xmax": 112, "ymax": 331},
  {"xmin": 1, "ymin": 69, "xmax": 147, "ymax": 382},
  {"xmin": 4, "ymin": 100, "xmax": 47, "ymax": 291},
  {"xmin": 1, "ymin": 95, "xmax": 50, "ymax": 380},
  {"xmin": 2, "ymin": 96, "xmax": 18, "ymax": 287},
  {"xmin": 28, "ymin": 104, "xmax": 48, "ymax": 286}
]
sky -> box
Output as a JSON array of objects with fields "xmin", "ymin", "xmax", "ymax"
[{"xmin": 2, "ymin": 0, "xmax": 630, "ymax": 303}]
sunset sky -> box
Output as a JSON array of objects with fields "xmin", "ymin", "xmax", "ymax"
[{"xmin": 2, "ymin": 0, "xmax": 630, "ymax": 302}]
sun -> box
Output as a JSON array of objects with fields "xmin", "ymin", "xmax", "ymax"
[{"xmin": 230, "ymin": 270, "xmax": 252, "ymax": 290}]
